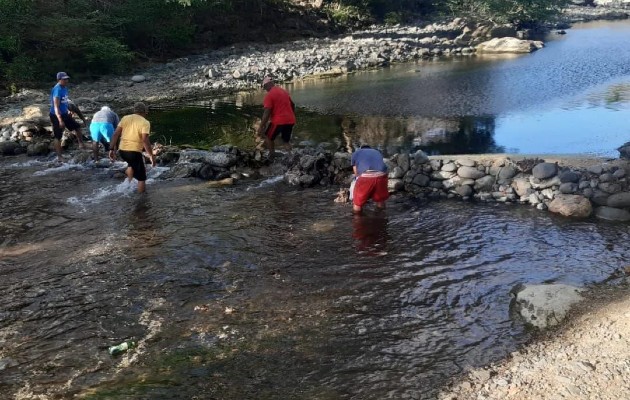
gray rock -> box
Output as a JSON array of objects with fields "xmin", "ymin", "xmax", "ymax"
[
  {"xmin": 511, "ymin": 284, "xmax": 583, "ymax": 329},
  {"xmin": 388, "ymin": 166, "xmax": 405, "ymax": 179},
  {"xmin": 532, "ymin": 162, "xmax": 558, "ymax": 180},
  {"xmin": 587, "ymin": 165, "xmax": 604, "ymax": 175},
  {"xmin": 559, "ymin": 171, "xmax": 580, "ymax": 183},
  {"xmin": 332, "ymin": 152, "xmax": 351, "ymax": 170},
  {"xmin": 458, "ymin": 166, "xmax": 485, "ymax": 179},
  {"xmin": 598, "ymin": 182, "xmax": 621, "ymax": 194},
  {"xmin": 612, "ymin": 168, "xmax": 626, "ymax": 179},
  {"xmin": 456, "ymin": 185, "xmax": 473, "ymax": 197},
  {"xmin": 178, "ymin": 149, "xmax": 238, "ymax": 168},
  {"xmin": 388, "ymin": 178, "xmax": 404, "ymax": 192},
  {"xmin": 498, "ymin": 165, "xmax": 518, "ymax": 180},
  {"xmin": 131, "ymin": 75, "xmax": 146, "ymax": 83},
  {"xmin": 429, "ymin": 159, "xmax": 442, "ymax": 171},
  {"xmin": 431, "ymin": 170, "xmax": 456, "ymax": 180},
  {"xmin": 595, "ymin": 206, "xmax": 630, "ymax": 222},
  {"xmin": 474, "ymin": 175, "xmax": 495, "ymax": 192},
  {"xmin": 398, "ymin": 153, "xmax": 410, "ymax": 172},
  {"xmin": 607, "ymin": 192, "xmax": 630, "ymax": 208},
  {"xmin": 456, "ymin": 158, "xmax": 476, "ymax": 167},
  {"xmin": 412, "ymin": 173, "xmax": 430, "ymax": 187},
  {"xmin": 413, "ymin": 150, "xmax": 429, "ymax": 165},
  {"xmin": 559, "ymin": 182, "xmax": 578, "ymax": 194},
  {"xmin": 441, "ymin": 162, "xmax": 457, "ymax": 172},
  {"xmin": 530, "ymin": 175, "xmax": 561, "ymax": 190}
]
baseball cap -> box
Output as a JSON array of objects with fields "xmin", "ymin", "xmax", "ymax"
[
  {"xmin": 56, "ymin": 72, "xmax": 70, "ymax": 80},
  {"xmin": 262, "ymin": 76, "xmax": 273, "ymax": 87}
]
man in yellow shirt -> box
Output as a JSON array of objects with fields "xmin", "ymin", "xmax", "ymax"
[{"xmin": 109, "ymin": 102, "xmax": 156, "ymax": 193}]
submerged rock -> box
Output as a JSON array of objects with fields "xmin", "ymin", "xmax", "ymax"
[{"xmin": 511, "ymin": 284, "xmax": 583, "ymax": 329}]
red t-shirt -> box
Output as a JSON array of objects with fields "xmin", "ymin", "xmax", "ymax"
[{"xmin": 263, "ymin": 86, "xmax": 296, "ymax": 125}]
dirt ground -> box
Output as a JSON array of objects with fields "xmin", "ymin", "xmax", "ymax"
[{"xmin": 438, "ymin": 279, "xmax": 630, "ymax": 400}]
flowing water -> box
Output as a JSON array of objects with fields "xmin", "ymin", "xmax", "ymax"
[
  {"xmin": 1, "ymin": 157, "xmax": 629, "ymax": 399},
  {"xmin": 151, "ymin": 20, "xmax": 630, "ymax": 157}
]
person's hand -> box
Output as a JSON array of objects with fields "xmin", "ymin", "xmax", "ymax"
[
  {"xmin": 109, "ymin": 149, "xmax": 116, "ymax": 162},
  {"xmin": 150, "ymin": 155, "xmax": 156, "ymax": 168},
  {"xmin": 59, "ymin": 120, "xmax": 65, "ymax": 129}
]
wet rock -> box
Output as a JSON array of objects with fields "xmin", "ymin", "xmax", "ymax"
[
  {"xmin": 456, "ymin": 185, "xmax": 473, "ymax": 197},
  {"xmin": 207, "ymin": 177, "xmax": 234, "ymax": 188},
  {"xmin": 0, "ymin": 141, "xmax": 18, "ymax": 155},
  {"xmin": 532, "ymin": 162, "xmax": 558, "ymax": 179},
  {"xmin": 559, "ymin": 170, "xmax": 580, "ymax": 183},
  {"xmin": 559, "ymin": 182, "xmax": 578, "ymax": 194},
  {"xmin": 595, "ymin": 206, "xmax": 630, "ymax": 221},
  {"xmin": 548, "ymin": 194, "xmax": 592, "ymax": 218}
]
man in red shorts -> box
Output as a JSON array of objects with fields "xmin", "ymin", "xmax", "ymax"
[
  {"xmin": 257, "ymin": 76, "xmax": 296, "ymax": 161},
  {"xmin": 351, "ymin": 144, "xmax": 389, "ymax": 214}
]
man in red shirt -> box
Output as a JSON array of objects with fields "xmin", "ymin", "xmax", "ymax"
[{"xmin": 257, "ymin": 76, "xmax": 296, "ymax": 161}]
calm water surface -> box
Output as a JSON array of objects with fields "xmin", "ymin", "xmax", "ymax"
[
  {"xmin": 1, "ymin": 157, "xmax": 629, "ymax": 399},
  {"xmin": 151, "ymin": 20, "xmax": 630, "ymax": 157}
]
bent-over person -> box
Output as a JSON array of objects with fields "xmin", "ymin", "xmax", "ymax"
[
  {"xmin": 109, "ymin": 102, "xmax": 156, "ymax": 193},
  {"xmin": 351, "ymin": 144, "xmax": 389, "ymax": 214}
]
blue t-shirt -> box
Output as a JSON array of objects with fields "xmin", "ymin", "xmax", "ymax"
[
  {"xmin": 50, "ymin": 83, "xmax": 69, "ymax": 115},
  {"xmin": 351, "ymin": 147, "xmax": 387, "ymax": 175}
]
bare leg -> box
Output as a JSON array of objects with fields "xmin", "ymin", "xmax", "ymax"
[
  {"xmin": 73, "ymin": 129, "xmax": 85, "ymax": 149},
  {"xmin": 376, "ymin": 201, "xmax": 386, "ymax": 210},
  {"xmin": 53, "ymin": 138, "xmax": 63, "ymax": 162},
  {"xmin": 137, "ymin": 181, "xmax": 146, "ymax": 193},
  {"xmin": 126, "ymin": 167, "xmax": 134, "ymax": 182},
  {"xmin": 265, "ymin": 137, "xmax": 275, "ymax": 161},
  {"xmin": 353, "ymin": 204, "xmax": 363, "ymax": 214},
  {"xmin": 92, "ymin": 142, "xmax": 99, "ymax": 161}
]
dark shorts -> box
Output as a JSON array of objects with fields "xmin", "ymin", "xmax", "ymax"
[
  {"xmin": 265, "ymin": 123, "xmax": 294, "ymax": 143},
  {"xmin": 50, "ymin": 113, "xmax": 81, "ymax": 140},
  {"xmin": 119, "ymin": 150, "xmax": 147, "ymax": 181}
]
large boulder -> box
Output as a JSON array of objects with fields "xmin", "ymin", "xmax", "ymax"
[
  {"xmin": 607, "ymin": 192, "xmax": 630, "ymax": 208},
  {"xmin": 548, "ymin": 194, "xmax": 593, "ymax": 218},
  {"xmin": 476, "ymin": 37, "xmax": 544, "ymax": 54},
  {"xmin": 511, "ymin": 284, "xmax": 583, "ymax": 329}
]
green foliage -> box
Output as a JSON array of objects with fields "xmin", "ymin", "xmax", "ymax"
[
  {"xmin": 83, "ymin": 38, "xmax": 134, "ymax": 74},
  {"xmin": 441, "ymin": 0, "xmax": 570, "ymax": 26}
]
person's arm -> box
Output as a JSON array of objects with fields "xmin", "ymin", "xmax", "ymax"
[
  {"xmin": 109, "ymin": 126, "xmax": 123, "ymax": 161},
  {"xmin": 54, "ymin": 97, "xmax": 65, "ymax": 129},
  {"xmin": 257, "ymin": 108, "xmax": 271, "ymax": 137},
  {"xmin": 141, "ymin": 133, "xmax": 156, "ymax": 167}
]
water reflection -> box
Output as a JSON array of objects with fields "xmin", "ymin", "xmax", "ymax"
[
  {"xmin": 352, "ymin": 212, "xmax": 389, "ymax": 255},
  {"xmin": 151, "ymin": 20, "xmax": 630, "ymax": 157}
]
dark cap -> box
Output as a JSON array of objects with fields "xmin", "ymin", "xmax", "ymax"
[{"xmin": 56, "ymin": 72, "xmax": 70, "ymax": 80}]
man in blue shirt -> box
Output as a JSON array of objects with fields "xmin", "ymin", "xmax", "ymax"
[
  {"xmin": 351, "ymin": 144, "xmax": 389, "ymax": 214},
  {"xmin": 50, "ymin": 72, "xmax": 84, "ymax": 162}
]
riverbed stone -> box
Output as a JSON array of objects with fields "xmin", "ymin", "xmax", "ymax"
[
  {"xmin": 413, "ymin": 150, "xmax": 429, "ymax": 165},
  {"xmin": 412, "ymin": 173, "xmax": 430, "ymax": 187},
  {"xmin": 131, "ymin": 75, "xmax": 146, "ymax": 83},
  {"xmin": 548, "ymin": 194, "xmax": 592, "ymax": 218},
  {"xmin": 441, "ymin": 162, "xmax": 457, "ymax": 172},
  {"xmin": 432, "ymin": 170, "xmax": 456, "ymax": 180},
  {"xmin": 498, "ymin": 165, "xmax": 518, "ymax": 181},
  {"xmin": 476, "ymin": 37, "xmax": 544, "ymax": 54},
  {"xmin": 512, "ymin": 177, "xmax": 533, "ymax": 197},
  {"xmin": 598, "ymin": 182, "xmax": 621, "ymax": 194},
  {"xmin": 456, "ymin": 185, "xmax": 473, "ymax": 197},
  {"xmin": 511, "ymin": 284, "xmax": 583, "ymax": 329},
  {"xmin": 388, "ymin": 179, "xmax": 404, "ymax": 192},
  {"xmin": 0, "ymin": 141, "xmax": 18, "ymax": 155},
  {"xmin": 532, "ymin": 162, "xmax": 558, "ymax": 179},
  {"xmin": 559, "ymin": 170, "xmax": 580, "ymax": 183},
  {"xmin": 595, "ymin": 206, "xmax": 630, "ymax": 222},
  {"xmin": 388, "ymin": 166, "xmax": 405, "ymax": 179},
  {"xmin": 606, "ymin": 192, "xmax": 630, "ymax": 208},
  {"xmin": 612, "ymin": 168, "xmax": 626, "ymax": 178},
  {"xmin": 398, "ymin": 153, "xmax": 410, "ymax": 172},
  {"xmin": 559, "ymin": 182, "xmax": 578, "ymax": 194},
  {"xmin": 458, "ymin": 166, "xmax": 485, "ymax": 179},
  {"xmin": 456, "ymin": 158, "xmax": 476, "ymax": 167},
  {"xmin": 474, "ymin": 175, "xmax": 495, "ymax": 192}
]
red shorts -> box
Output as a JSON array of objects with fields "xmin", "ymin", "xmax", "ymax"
[{"xmin": 352, "ymin": 172, "xmax": 389, "ymax": 207}]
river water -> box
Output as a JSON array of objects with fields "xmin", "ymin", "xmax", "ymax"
[
  {"xmin": 1, "ymin": 156, "xmax": 629, "ymax": 399},
  {"xmin": 152, "ymin": 20, "xmax": 630, "ymax": 157},
  {"xmin": 2, "ymin": 19, "xmax": 630, "ymax": 400}
]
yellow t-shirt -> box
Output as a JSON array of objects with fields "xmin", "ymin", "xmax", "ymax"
[{"xmin": 118, "ymin": 114, "xmax": 150, "ymax": 152}]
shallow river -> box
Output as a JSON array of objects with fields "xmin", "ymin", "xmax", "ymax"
[
  {"xmin": 1, "ymin": 157, "xmax": 629, "ymax": 399},
  {"xmin": 152, "ymin": 20, "xmax": 630, "ymax": 157}
]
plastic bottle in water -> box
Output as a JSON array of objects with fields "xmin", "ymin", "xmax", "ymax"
[{"xmin": 108, "ymin": 340, "xmax": 136, "ymax": 356}]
